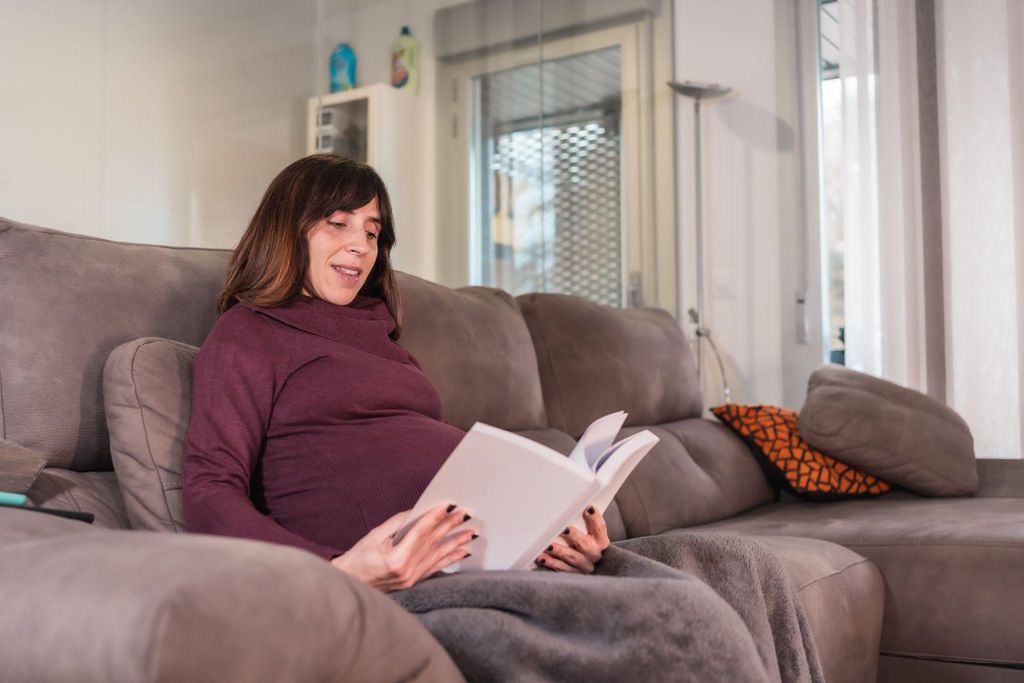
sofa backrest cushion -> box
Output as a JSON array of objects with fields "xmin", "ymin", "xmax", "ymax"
[
  {"xmin": 614, "ymin": 418, "xmax": 775, "ymax": 536},
  {"xmin": 516, "ymin": 293, "xmax": 703, "ymax": 438},
  {"xmin": 0, "ymin": 218, "xmax": 229, "ymax": 471},
  {"xmin": 397, "ymin": 273, "xmax": 547, "ymax": 431},
  {"xmin": 516, "ymin": 293, "xmax": 775, "ymax": 535}
]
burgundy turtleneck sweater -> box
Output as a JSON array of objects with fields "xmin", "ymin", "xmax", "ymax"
[{"xmin": 181, "ymin": 294, "xmax": 464, "ymax": 560}]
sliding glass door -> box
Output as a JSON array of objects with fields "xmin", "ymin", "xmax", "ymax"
[{"xmin": 438, "ymin": 20, "xmax": 675, "ymax": 312}]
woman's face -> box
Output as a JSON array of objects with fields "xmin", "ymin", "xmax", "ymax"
[{"xmin": 304, "ymin": 197, "xmax": 380, "ymax": 306}]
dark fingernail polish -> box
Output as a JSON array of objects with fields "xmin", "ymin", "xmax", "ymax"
[
  {"xmin": 465, "ymin": 553, "xmax": 472, "ymax": 559},
  {"xmin": 587, "ymin": 506, "xmax": 595, "ymax": 515},
  {"xmin": 562, "ymin": 527, "xmax": 570, "ymax": 535},
  {"xmin": 537, "ymin": 558, "xmax": 546, "ymax": 565},
  {"xmin": 446, "ymin": 503, "xmax": 456, "ymax": 513},
  {"xmin": 546, "ymin": 544, "xmax": 553, "ymax": 552},
  {"xmin": 463, "ymin": 514, "xmax": 472, "ymax": 522},
  {"xmin": 471, "ymin": 533, "xmax": 479, "ymax": 540}
]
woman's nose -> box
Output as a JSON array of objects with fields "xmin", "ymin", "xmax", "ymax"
[{"xmin": 347, "ymin": 234, "xmax": 369, "ymax": 254}]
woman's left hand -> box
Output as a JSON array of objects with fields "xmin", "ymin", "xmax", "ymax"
[{"xmin": 535, "ymin": 506, "xmax": 610, "ymax": 574}]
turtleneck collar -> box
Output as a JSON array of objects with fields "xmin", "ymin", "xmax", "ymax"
[{"xmin": 240, "ymin": 294, "xmax": 406, "ymax": 362}]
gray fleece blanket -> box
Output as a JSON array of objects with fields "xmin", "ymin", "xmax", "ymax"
[{"xmin": 391, "ymin": 532, "xmax": 824, "ymax": 683}]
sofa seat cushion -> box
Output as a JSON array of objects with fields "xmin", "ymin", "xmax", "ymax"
[
  {"xmin": 25, "ymin": 469, "xmax": 130, "ymax": 529},
  {"xmin": 691, "ymin": 497, "xmax": 1024, "ymax": 667},
  {"xmin": 0, "ymin": 507, "xmax": 463, "ymax": 683},
  {"xmin": 0, "ymin": 503, "xmax": 103, "ymax": 545},
  {"xmin": 749, "ymin": 535, "xmax": 883, "ymax": 683}
]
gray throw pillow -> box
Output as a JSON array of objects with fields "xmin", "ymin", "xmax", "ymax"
[
  {"xmin": 104, "ymin": 338, "xmax": 198, "ymax": 531},
  {"xmin": 798, "ymin": 364, "xmax": 977, "ymax": 496},
  {"xmin": 0, "ymin": 439, "xmax": 47, "ymax": 494}
]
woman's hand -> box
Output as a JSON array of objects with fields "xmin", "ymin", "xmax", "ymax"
[
  {"xmin": 535, "ymin": 506, "xmax": 610, "ymax": 574},
  {"xmin": 331, "ymin": 502, "xmax": 476, "ymax": 592}
]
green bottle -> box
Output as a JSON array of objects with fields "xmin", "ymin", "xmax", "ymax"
[{"xmin": 391, "ymin": 26, "xmax": 420, "ymax": 95}]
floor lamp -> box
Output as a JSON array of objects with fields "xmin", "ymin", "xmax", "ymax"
[{"xmin": 669, "ymin": 80, "xmax": 732, "ymax": 403}]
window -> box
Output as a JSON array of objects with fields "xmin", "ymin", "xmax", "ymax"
[{"xmin": 436, "ymin": 15, "xmax": 677, "ymax": 313}]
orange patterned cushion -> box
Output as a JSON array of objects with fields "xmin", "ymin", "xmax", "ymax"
[{"xmin": 711, "ymin": 404, "xmax": 891, "ymax": 500}]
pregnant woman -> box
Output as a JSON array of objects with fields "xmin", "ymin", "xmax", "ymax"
[{"xmin": 182, "ymin": 154, "xmax": 822, "ymax": 682}]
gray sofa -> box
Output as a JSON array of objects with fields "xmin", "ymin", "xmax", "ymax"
[{"xmin": 1, "ymin": 216, "xmax": 1021, "ymax": 682}]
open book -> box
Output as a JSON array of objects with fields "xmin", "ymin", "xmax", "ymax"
[{"xmin": 398, "ymin": 411, "xmax": 659, "ymax": 572}]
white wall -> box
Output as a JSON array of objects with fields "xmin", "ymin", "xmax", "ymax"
[
  {"xmin": 318, "ymin": 0, "xmax": 464, "ymax": 280},
  {"xmin": 1, "ymin": 1, "xmax": 319, "ymax": 248},
  {"xmin": 674, "ymin": 0, "xmax": 817, "ymax": 408},
  {"xmin": 0, "ymin": 0, "xmax": 454, "ymax": 279}
]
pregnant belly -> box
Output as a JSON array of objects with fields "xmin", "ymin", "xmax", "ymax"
[{"xmin": 259, "ymin": 415, "xmax": 466, "ymax": 551}]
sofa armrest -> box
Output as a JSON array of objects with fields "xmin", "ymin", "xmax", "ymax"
[
  {"xmin": 0, "ymin": 508, "xmax": 463, "ymax": 683},
  {"xmin": 974, "ymin": 458, "xmax": 1024, "ymax": 498}
]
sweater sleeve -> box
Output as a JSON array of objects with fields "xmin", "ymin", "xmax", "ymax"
[{"xmin": 182, "ymin": 308, "xmax": 342, "ymax": 561}]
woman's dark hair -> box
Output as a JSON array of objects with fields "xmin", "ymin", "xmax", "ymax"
[{"xmin": 219, "ymin": 154, "xmax": 402, "ymax": 338}]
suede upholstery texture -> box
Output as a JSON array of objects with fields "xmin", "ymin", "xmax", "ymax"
[
  {"xmin": 877, "ymin": 655, "xmax": 1024, "ymax": 682},
  {"xmin": 976, "ymin": 458, "xmax": 1024, "ymax": 497},
  {"xmin": 0, "ymin": 508, "xmax": 464, "ymax": 683},
  {"xmin": 749, "ymin": 535, "xmax": 884, "ymax": 683},
  {"xmin": 0, "ymin": 438, "xmax": 46, "ymax": 493},
  {"xmin": 692, "ymin": 497, "xmax": 1024, "ymax": 667},
  {"xmin": 516, "ymin": 292, "xmax": 774, "ymax": 536},
  {"xmin": 799, "ymin": 364, "xmax": 978, "ymax": 496},
  {"xmin": 517, "ymin": 292, "xmax": 703, "ymax": 436},
  {"xmin": 25, "ymin": 470, "xmax": 129, "ymax": 529},
  {"xmin": 614, "ymin": 419, "xmax": 774, "ymax": 536},
  {"xmin": 104, "ymin": 338, "xmax": 198, "ymax": 532},
  {"xmin": 0, "ymin": 216, "xmax": 229, "ymax": 472},
  {"xmin": 6, "ymin": 219, "xmax": 1022, "ymax": 682},
  {"xmin": 397, "ymin": 273, "xmax": 547, "ymax": 432}
]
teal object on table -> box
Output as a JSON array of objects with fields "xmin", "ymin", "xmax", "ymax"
[{"xmin": 0, "ymin": 491, "xmax": 28, "ymax": 506}]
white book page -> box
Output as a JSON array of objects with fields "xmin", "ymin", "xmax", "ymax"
[
  {"xmin": 562, "ymin": 430, "xmax": 660, "ymax": 536},
  {"xmin": 567, "ymin": 411, "xmax": 627, "ymax": 470},
  {"xmin": 591, "ymin": 435, "xmax": 631, "ymax": 472},
  {"xmin": 400, "ymin": 423, "xmax": 596, "ymax": 572}
]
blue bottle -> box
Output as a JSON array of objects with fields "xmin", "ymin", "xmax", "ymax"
[{"xmin": 330, "ymin": 43, "xmax": 357, "ymax": 92}]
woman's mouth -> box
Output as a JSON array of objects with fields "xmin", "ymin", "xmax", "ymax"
[{"xmin": 331, "ymin": 264, "xmax": 362, "ymax": 283}]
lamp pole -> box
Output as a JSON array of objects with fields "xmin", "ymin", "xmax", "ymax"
[{"xmin": 669, "ymin": 80, "xmax": 732, "ymax": 400}]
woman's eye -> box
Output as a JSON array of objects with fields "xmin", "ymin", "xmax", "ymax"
[
  {"xmin": 330, "ymin": 222, "xmax": 346, "ymax": 229},
  {"xmin": 367, "ymin": 232, "xmax": 378, "ymax": 240}
]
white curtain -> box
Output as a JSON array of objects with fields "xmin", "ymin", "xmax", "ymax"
[
  {"xmin": 835, "ymin": 0, "xmax": 927, "ymax": 390},
  {"xmin": 935, "ymin": 0, "xmax": 1023, "ymax": 459},
  {"xmin": 875, "ymin": 0, "xmax": 928, "ymax": 392},
  {"xmin": 833, "ymin": 0, "xmax": 1024, "ymax": 457},
  {"xmin": 836, "ymin": 0, "xmax": 881, "ymax": 376}
]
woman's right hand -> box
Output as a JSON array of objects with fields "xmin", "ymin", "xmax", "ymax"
[{"xmin": 330, "ymin": 502, "xmax": 476, "ymax": 592}]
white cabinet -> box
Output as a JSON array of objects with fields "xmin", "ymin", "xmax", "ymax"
[{"xmin": 307, "ymin": 84, "xmax": 425, "ymax": 277}]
